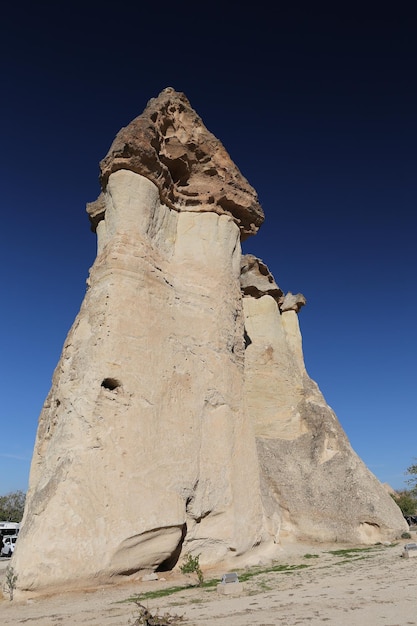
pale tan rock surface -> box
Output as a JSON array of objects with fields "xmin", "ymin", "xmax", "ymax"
[
  {"xmin": 13, "ymin": 91, "xmax": 270, "ymax": 595},
  {"xmin": 12, "ymin": 88, "xmax": 406, "ymax": 598},
  {"xmin": 241, "ymin": 254, "xmax": 408, "ymax": 544}
]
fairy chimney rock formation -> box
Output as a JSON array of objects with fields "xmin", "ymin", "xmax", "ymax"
[
  {"xmin": 13, "ymin": 88, "xmax": 271, "ymax": 596},
  {"xmin": 241, "ymin": 255, "xmax": 407, "ymax": 543},
  {"xmin": 89, "ymin": 87, "xmax": 264, "ymax": 240},
  {"xmin": 12, "ymin": 88, "xmax": 407, "ymax": 598}
]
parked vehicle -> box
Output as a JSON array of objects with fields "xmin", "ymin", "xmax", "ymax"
[
  {"xmin": 1, "ymin": 535, "xmax": 17, "ymax": 557},
  {"xmin": 0, "ymin": 521, "xmax": 20, "ymax": 537}
]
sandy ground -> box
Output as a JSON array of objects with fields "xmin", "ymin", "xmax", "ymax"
[{"xmin": 1, "ymin": 535, "xmax": 416, "ymax": 625}]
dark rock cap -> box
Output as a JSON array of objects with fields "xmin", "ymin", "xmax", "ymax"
[{"xmin": 88, "ymin": 88, "xmax": 264, "ymax": 240}]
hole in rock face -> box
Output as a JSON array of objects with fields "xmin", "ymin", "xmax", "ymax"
[
  {"xmin": 156, "ymin": 524, "xmax": 187, "ymax": 572},
  {"xmin": 101, "ymin": 378, "xmax": 121, "ymax": 391},
  {"xmin": 161, "ymin": 155, "xmax": 190, "ymax": 185},
  {"xmin": 244, "ymin": 329, "xmax": 252, "ymax": 349}
]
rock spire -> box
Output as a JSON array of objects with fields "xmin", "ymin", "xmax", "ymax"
[
  {"xmin": 12, "ymin": 89, "xmax": 407, "ymax": 597},
  {"xmin": 88, "ymin": 87, "xmax": 264, "ymax": 241}
]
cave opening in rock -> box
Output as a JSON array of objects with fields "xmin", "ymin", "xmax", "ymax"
[
  {"xmin": 156, "ymin": 523, "xmax": 187, "ymax": 572},
  {"xmin": 101, "ymin": 378, "xmax": 121, "ymax": 391}
]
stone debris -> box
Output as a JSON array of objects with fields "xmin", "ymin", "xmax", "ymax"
[
  {"xmin": 217, "ymin": 572, "xmax": 244, "ymax": 595},
  {"xmin": 401, "ymin": 543, "xmax": 417, "ymax": 558}
]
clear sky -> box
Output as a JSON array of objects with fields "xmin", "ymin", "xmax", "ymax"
[{"xmin": 1, "ymin": 4, "xmax": 416, "ymax": 494}]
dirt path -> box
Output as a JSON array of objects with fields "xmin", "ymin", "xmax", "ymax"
[{"xmin": 1, "ymin": 539, "xmax": 416, "ymax": 625}]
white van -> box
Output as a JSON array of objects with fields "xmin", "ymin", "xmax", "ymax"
[{"xmin": 1, "ymin": 535, "xmax": 17, "ymax": 557}]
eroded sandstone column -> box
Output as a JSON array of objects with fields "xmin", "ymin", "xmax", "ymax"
[
  {"xmin": 241, "ymin": 255, "xmax": 408, "ymax": 544},
  {"xmin": 13, "ymin": 89, "xmax": 269, "ymax": 594},
  {"xmin": 13, "ymin": 89, "xmax": 407, "ymax": 598}
]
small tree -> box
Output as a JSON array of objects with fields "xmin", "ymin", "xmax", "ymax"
[
  {"xmin": 392, "ymin": 490, "xmax": 417, "ymax": 517},
  {"xmin": 0, "ymin": 491, "xmax": 26, "ymax": 522},
  {"xmin": 406, "ymin": 460, "xmax": 417, "ymax": 495},
  {"xmin": 3, "ymin": 566, "xmax": 18, "ymax": 601},
  {"xmin": 180, "ymin": 553, "xmax": 204, "ymax": 586}
]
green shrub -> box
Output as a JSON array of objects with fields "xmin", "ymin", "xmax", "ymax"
[
  {"xmin": 180, "ymin": 553, "xmax": 204, "ymax": 586},
  {"xmin": 391, "ymin": 490, "xmax": 417, "ymax": 517},
  {"xmin": 3, "ymin": 566, "xmax": 18, "ymax": 601}
]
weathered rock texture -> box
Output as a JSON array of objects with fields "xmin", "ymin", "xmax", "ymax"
[
  {"xmin": 90, "ymin": 88, "xmax": 263, "ymax": 241},
  {"xmin": 241, "ymin": 255, "xmax": 406, "ymax": 544},
  {"xmin": 13, "ymin": 88, "xmax": 407, "ymax": 596}
]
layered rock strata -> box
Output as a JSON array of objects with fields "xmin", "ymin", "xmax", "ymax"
[{"xmin": 13, "ymin": 88, "xmax": 407, "ymax": 596}]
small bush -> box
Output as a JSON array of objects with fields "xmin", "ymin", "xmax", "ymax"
[
  {"xmin": 180, "ymin": 553, "xmax": 204, "ymax": 586},
  {"xmin": 401, "ymin": 532, "xmax": 412, "ymax": 539},
  {"xmin": 3, "ymin": 566, "xmax": 18, "ymax": 601},
  {"xmin": 130, "ymin": 600, "xmax": 183, "ymax": 625},
  {"xmin": 391, "ymin": 490, "xmax": 417, "ymax": 517}
]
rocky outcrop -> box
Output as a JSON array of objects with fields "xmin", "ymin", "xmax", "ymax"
[
  {"xmin": 242, "ymin": 255, "xmax": 407, "ymax": 544},
  {"xmin": 12, "ymin": 88, "xmax": 407, "ymax": 597},
  {"xmin": 13, "ymin": 90, "xmax": 272, "ymax": 595}
]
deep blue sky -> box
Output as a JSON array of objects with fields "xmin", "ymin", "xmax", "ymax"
[{"xmin": 1, "ymin": 3, "xmax": 416, "ymax": 494}]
